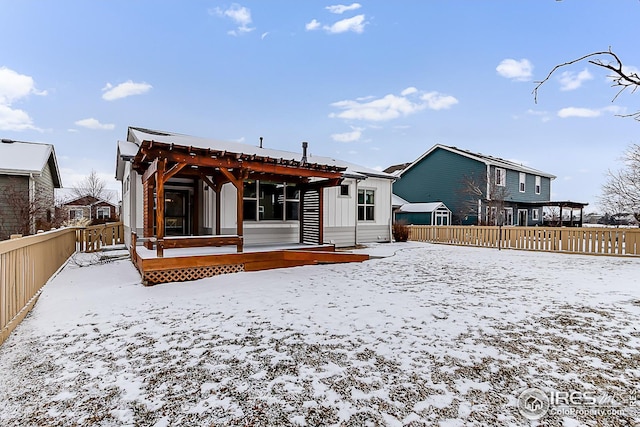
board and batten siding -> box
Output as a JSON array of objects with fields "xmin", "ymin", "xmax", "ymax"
[{"xmin": 393, "ymin": 147, "xmax": 485, "ymax": 221}]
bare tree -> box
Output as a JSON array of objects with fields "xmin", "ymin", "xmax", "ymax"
[
  {"xmin": 72, "ymin": 169, "xmax": 110, "ymax": 201},
  {"xmin": 458, "ymin": 172, "xmax": 510, "ymax": 225},
  {"xmin": 599, "ymin": 143, "xmax": 640, "ymax": 226},
  {"xmin": 533, "ymin": 48, "xmax": 640, "ymax": 120}
]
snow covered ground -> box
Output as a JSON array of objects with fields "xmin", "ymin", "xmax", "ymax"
[{"xmin": 1, "ymin": 242, "xmax": 639, "ymax": 426}]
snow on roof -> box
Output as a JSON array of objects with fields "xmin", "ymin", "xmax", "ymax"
[
  {"xmin": 396, "ymin": 202, "xmax": 450, "ymax": 213},
  {"xmin": 120, "ymin": 127, "xmax": 394, "ymax": 180},
  {"xmin": 392, "ymin": 193, "xmax": 409, "ymax": 207},
  {"xmin": 400, "ymin": 144, "xmax": 556, "ymax": 179},
  {"xmin": 0, "ymin": 139, "xmax": 62, "ymax": 187}
]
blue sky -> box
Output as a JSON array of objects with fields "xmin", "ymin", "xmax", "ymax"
[{"xmin": 1, "ymin": 1, "xmax": 638, "ymax": 211}]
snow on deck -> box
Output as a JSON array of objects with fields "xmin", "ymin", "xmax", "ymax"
[
  {"xmin": 1, "ymin": 242, "xmax": 639, "ymax": 425},
  {"xmin": 135, "ymin": 242, "xmax": 336, "ymax": 259}
]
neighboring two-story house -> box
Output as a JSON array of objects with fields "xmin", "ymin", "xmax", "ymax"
[
  {"xmin": 390, "ymin": 144, "xmax": 557, "ymax": 226},
  {"xmin": 0, "ymin": 138, "xmax": 62, "ymax": 239}
]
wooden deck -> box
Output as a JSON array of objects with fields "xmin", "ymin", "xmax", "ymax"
[{"xmin": 130, "ymin": 242, "xmax": 369, "ymax": 286}]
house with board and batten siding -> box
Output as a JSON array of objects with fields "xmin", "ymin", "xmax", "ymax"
[
  {"xmin": 390, "ymin": 144, "xmax": 559, "ymax": 226},
  {"xmin": 116, "ymin": 127, "xmax": 394, "ymax": 250},
  {"xmin": 0, "ymin": 138, "xmax": 62, "ymax": 240}
]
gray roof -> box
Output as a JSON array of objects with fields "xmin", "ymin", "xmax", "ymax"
[
  {"xmin": 116, "ymin": 127, "xmax": 394, "ymax": 181},
  {"xmin": 398, "ymin": 144, "xmax": 557, "ymax": 179},
  {"xmin": 0, "ymin": 139, "xmax": 62, "ymax": 187}
]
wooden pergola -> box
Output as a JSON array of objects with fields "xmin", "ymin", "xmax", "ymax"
[{"xmin": 131, "ymin": 139, "xmax": 345, "ymax": 257}]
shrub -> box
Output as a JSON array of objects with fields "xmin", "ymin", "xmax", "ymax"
[{"xmin": 393, "ymin": 221, "xmax": 409, "ymax": 242}]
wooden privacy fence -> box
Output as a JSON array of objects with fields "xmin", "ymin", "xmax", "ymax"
[
  {"xmin": 0, "ymin": 228, "xmax": 77, "ymax": 346},
  {"xmin": 76, "ymin": 222, "xmax": 124, "ymax": 252},
  {"xmin": 408, "ymin": 225, "xmax": 640, "ymax": 257}
]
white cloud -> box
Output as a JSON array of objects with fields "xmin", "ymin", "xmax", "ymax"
[
  {"xmin": 330, "ymin": 88, "xmax": 458, "ymax": 122},
  {"xmin": 557, "ymin": 107, "xmax": 600, "ymax": 118},
  {"xmin": 0, "ymin": 104, "xmax": 36, "ymax": 131},
  {"xmin": 324, "ymin": 14, "xmax": 366, "ymax": 34},
  {"xmin": 0, "ymin": 67, "xmax": 46, "ymax": 131},
  {"xmin": 305, "ymin": 19, "xmax": 321, "ymax": 31},
  {"xmin": 558, "ymin": 68, "xmax": 593, "ymax": 91},
  {"xmin": 326, "ymin": 3, "xmax": 362, "ymax": 14},
  {"xmin": 75, "ymin": 118, "xmax": 115, "ymax": 130},
  {"xmin": 211, "ymin": 4, "xmax": 255, "ymax": 36},
  {"xmin": 557, "ymin": 105, "xmax": 628, "ymax": 119},
  {"xmin": 496, "ymin": 58, "xmax": 533, "ymax": 81},
  {"xmin": 102, "ymin": 81, "xmax": 152, "ymax": 101},
  {"xmin": 421, "ymin": 92, "xmax": 459, "ymax": 110},
  {"xmin": 331, "ymin": 127, "xmax": 363, "ymax": 142},
  {"xmin": 401, "ymin": 87, "xmax": 418, "ymax": 96}
]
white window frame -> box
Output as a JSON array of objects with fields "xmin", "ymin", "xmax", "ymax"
[
  {"xmin": 532, "ymin": 208, "xmax": 540, "ymax": 221},
  {"xmin": 495, "ymin": 168, "xmax": 506, "ymax": 187},
  {"xmin": 535, "ymin": 176, "xmax": 541, "ymax": 195},
  {"xmin": 96, "ymin": 207, "xmax": 110, "ymax": 219},
  {"xmin": 339, "ymin": 183, "xmax": 350, "ymax": 197},
  {"xmin": 357, "ymin": 188, "xmax": 375, "ymax": 221},
  {"xmin": 504, "ymin": 207, "xmax": 514, "ymax": 226},
  {"xmin": 69, "ymin": 208, "xmax": 84, "ymax": 220},
  {"xmin": 519, "ymin": 172, "xmax": 526, "ymax": 193}
]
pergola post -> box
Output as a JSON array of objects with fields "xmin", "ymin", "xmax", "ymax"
[
  {"xmin": 236, "ymin": 176, "xmax": 243, "ymax": 252},
  {"xmin": 215, "ymin": 187, "xmax": 221, "ymax": 235},
  {"xmin": 143, "ymin": 178, "xmax": 155, "ymax": 250},
  {"xmin": 156, "ymin": 158, "xmax": 166, "ymax": 258}
]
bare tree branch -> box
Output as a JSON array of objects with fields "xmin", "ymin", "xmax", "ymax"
[{"xmin": 533, "ymin": 48, "xmax": 640, "ymax": 120}]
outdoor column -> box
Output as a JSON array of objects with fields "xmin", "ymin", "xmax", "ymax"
[
  {"xmin": 155, "ymin": 158, "xmax": 166, "ymax": 257},
  {"xmin": 318, "ymin": 186, "xmax": 324, "ymax": 245},
  {"xmin": 143, "ymin": 179, "xmax": 155, "ymax": 250},
  {"xmin": 215, "ymin": 187, "xmax": 221, "ymax": 235},
  {"xmin": 236, "ymin": 176, "xmax": 243, "ymax": 252}
]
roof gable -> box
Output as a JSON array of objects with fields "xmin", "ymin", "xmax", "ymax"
[
  {"xmin": 0, "ymin": 139, "xmax": 62, "ymax": 187},
  {"xmin": 398, "ymin": 144, "xmax": 556, "ymax": 179}
]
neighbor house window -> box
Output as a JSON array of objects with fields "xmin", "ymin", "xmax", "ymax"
[
  {"xmin": 69, "ymin": 209, "xmax": 83, "ymax": 220},
  {"xmin": 519, "ymin": 172, "xmax": 526, "ymax": 193},
  {"xmin": 243, "ymin": 180, "xmax": 299, "ymax": 221},
  {"xmin": 340, "ymin": 184, "xmax": 350, "ymax": 197},
  {"xmin": 96, "ymin": 207, "xmax": 110, "ymax": 219},
  {"xmin": 495, "ymin": 168, "xmax": 506, "ymax": 187},
  {"xmin": 535, "ymin": 176, "xmax": 541, "ymax": 195},
  {"xmin": 357, "ymin": 189, "xmax": 375, "ymax": 221},
  {"xmin": 532, "ymin": 209, "xmax": 540, "ymax": 221}
]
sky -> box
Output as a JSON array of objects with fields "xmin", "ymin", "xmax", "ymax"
[{"xmin": 0, "ymin": 1, "xmax": 638, "ymax": 211}]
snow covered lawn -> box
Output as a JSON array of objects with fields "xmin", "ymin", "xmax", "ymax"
[{"xmin": 1, "ymin": 242, "xmax": 639, "ymax": 426}]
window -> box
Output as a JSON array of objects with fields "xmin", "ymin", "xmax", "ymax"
[
  {"xmin": 69, "ymin": 208, "xmax": 83, "ymax": 220},
  {"xmin": 243, "ymin": 180, "xmax": 299, "ymax": 221},
  {"xmin": 495, "ymin": 168, "xmax": 506, "ymax": 187},
  {"xmin": 535, "ymin": 176, "xmax": 541, "ymax": 195},
  {"xmin": 519, "ymin": 172, "xmax": 526, "ymax": 193},
  {"xmin": 340, "ymin": 184, "xmax": 350, "ymax": 197},
  {"xmin": 96, "ymin": 207, "xmax": 110, "ymax": 219},
  {"xmin": 285, "ymin": 184, "xmax": 299, "ymax": 220},
  {"xmin": 532, "ymin": 209, "xmax": 540, "ymax": 221},
  {"xmin": 357, "ymin": 189, "xmax": 375, "ymax": 221}
]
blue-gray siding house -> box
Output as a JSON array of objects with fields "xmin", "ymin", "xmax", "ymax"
[{"xmin": 390, "ymin": 145, "xmax": 556, "ymax": 226}]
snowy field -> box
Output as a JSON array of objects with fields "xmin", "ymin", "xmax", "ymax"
[{"xmin": 1, "ymin": 242, "xmax": 639, "ymax": 426}]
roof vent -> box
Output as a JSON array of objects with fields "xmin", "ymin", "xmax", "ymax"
[
  {"xmin": 1, "ymin": 138, "xmax": 15, "ymax": 144},
  {"xmin": 259, "ymin": 136, "xmax": 263, "ymax": 148}
]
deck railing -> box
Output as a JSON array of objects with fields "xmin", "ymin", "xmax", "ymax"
[
  {"xmin": 408, "ymin": 225, "xmax": 640, "ymax": 257},
  {"xmin": 0, "ymin": 228, "xmax": 77, "ymax": 346},
  {"xmin": 76, "ymin": 222, "xmax": 124, "ymax": 252}
]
